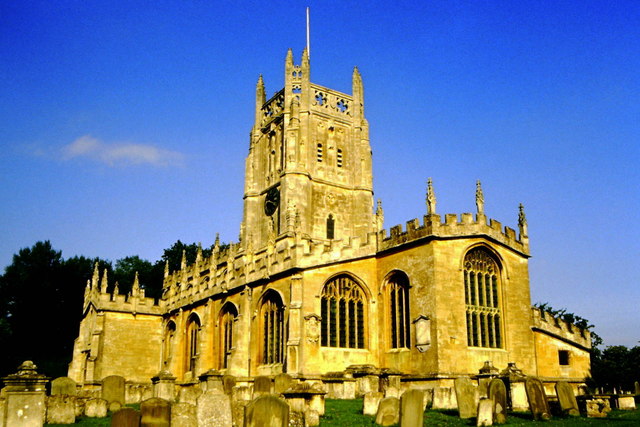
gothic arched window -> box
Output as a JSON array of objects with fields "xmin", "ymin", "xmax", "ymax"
[
  {"xmin": 386, "ymin": 272, "xmax": 411, "ymax": 349},
  {"xmin": 185, "ymin": 314, "xmax": 201, "ymax": 373},
  {"xmin": 260, "ymin": 291, "xmax": 285, "ymax": 365},
  {"xmin": 321, "ymin": 275, "xmax": 366, "ymax": 349},
  {"xmin": 464, "ymin": 247, "xmax": 502, "ymax": 348},
  {"xmin": 219, "ymin": 303, "xmax": 238, "ymax": 369},
  {"xmin": 163, "ymin": 321, "xmax": 176, "ymax": 368},
  {"xmin": 326, "ymin": 214, "xmax": 335, "ymax": 239}
]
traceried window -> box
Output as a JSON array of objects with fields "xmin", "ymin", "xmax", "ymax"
[
  {"xmin": 321, "ymin": 275, "xmax": 366, "ymax": 348},
  {"xmin": 163, "ymin": 321, "xmax": 176, "ymax": 368},
  {"xmin": 185, "ymin": 314, "xmax": 201, "ymax": 373},
  {"xmin": 220, "ymin": 303, "xmax": 238, "ymax": 369},
  {"xmin": 261, "ymin": 291, "xmax": 285, "ymax": 365},
  {"xmin": 386, "ymin": 272, "xmax": 411, "ymax": 349},
  {"xmin": 326, "ymin": 214, "xmax": 335, "ymax": 239},
  {"xmin": 464, "ymin": 247, "xmax": 502, "ymax": 348}
]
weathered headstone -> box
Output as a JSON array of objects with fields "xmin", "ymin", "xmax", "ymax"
[
  {"xmin": 524, "ymin": 377, "xmax": 551, "ymax": 420},
  {"xmin": 140, "ymin": 397, "xmax": 171, "ymax": 427},
  {"xmin": 233, "ymin": 385, "xmax": 253, "ymax": 402},
  {"xmin": 363, "ymin": 391, "xmax": 384, "ymax": 416},
  {"xmin": 223, "ymin": 375, "xmax": 237, "ymax": 395},
  {"xmin": 385, "ymin": 386, "xmax": 400, "ymax": 398},
  {"xmin": 51, "ymin": 377, "xmax": 77, "ymax": 396},
  {"xmin": 85, "ymin": 398, "xmax": 108, "ymax": 417},
  {"xmin": 477, "ymin": 398, "xmax": 493, "ymax": 426},
  {"xmin": 400, "ymin": 389, "xmax": 424, "ymax": 427},
  {"xmin": 585, "ymin": 397, "xmax": 610, "ymax": 417},
  {"xmin": 487, "ymin": 378, "xmax": 507, "ymax": 424},
  {"xmin": 274, "ymin": 373, "xmax": 293, "ymax": 394},
  {"xmin": 375, "ymin": 396, "xmax": 400, "ymax": 426},
  {"xmin": 151, "ymin": 371, "xmax": 176, "ymax": 402},
  {"xmin": 244, "ymin": 395, "xmax": 290, "ymax": 427},
  {"xmin": 46, "ymin": 395, "xmax": 76, "ymax": 424},
  {"xmin": 433, "ymin": 386, "xmax": 457, "ymax": 409},
  {"xmin": 171, "ymin": 402, "xmax": 197, "ymax": 427},
  {"xmin": 253, "ymin": 376, "xmax": 272, "ymax": 396},
  {"xmin": 305, "ymin": 408, "xmax": 320, "ymax": 426},
  {"xmin": 102, "ymin": 375, "xmax": 126, "ymax": 409},
  {"xmin": 454, "ymin": 377, "xmax": 478, "ymax": 419},
  {"xmin": 197, "ymin": 391, "xmax": 233, "ymax": 427},
  {"xmin": 1, "ymin": 360, "xmax": 49, "ymax": 427},
  {"xmin": 555, "ymin": 381, "xmax": 579, "ymax": 416},
  {"xmin": 111, "ymin": 407, "xmax": 141, "ymax": 427},
  {"xmin": 178, "ymin": 386, "xmax": 203, "ymax": 405},
  {"xmin": 618, "ymin": 395, "xmax": 636, "ymax": 410}
]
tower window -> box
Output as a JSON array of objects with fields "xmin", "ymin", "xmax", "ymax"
[
  {"xmin": 337, "ymin": 149, "xmax": 343, "ymax": 168},
  {"xmin": 321, "ymin": 275, "xmax": 366, "ymax": 349},
  {"xmin": 559, "ymin": 350, "xmax": 570, "ymax": 366},
  {"xmin": 326, "ymin": 214, "xmax": 335, "ymax": 239},
  {"xmin": 387, "ymin": 272, "xmax": 411, "ymax": 349},
  {"xmin": 464, "ymin": 247, "xmax": 502, "ymax": 348},
  {"xmin": 317, "ymin": 143, "xmax": 323, "ymax": 162}
]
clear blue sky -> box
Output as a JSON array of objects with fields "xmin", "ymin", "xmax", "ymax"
[{"xmin": 1, "ymin": 1, "xmax": 638, "ymax": 347}]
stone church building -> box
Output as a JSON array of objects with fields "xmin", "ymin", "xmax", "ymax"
[{"xmin": 68, "ymin": 49, "xmax": 591, "ymax": 392}]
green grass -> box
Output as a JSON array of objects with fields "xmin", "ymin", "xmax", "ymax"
[{"xmin": 46, "ymin": 399, "xmax": 640, "ymax": 426}]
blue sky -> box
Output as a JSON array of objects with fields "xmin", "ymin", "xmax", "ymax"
[{"xmin": 1, "ymin": 1, "xmax": 638, "ymax": 347}]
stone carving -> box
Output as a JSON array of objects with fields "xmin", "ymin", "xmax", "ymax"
[
  {"xmin": 304, "ymin": 314, "xmax": 321, "ymax": 344},
  {"xmin": 455, "ymin": 377, "xmax": 478, "ymax": 419},
  {"xmin": 244, "ymin": 395, "xmax": 290, "ymax": 427},
  {"xmin": 375, "ymin": 396, "xmax": 400, "ymax": 426},
  {"xmin": 555, "ymin": 381, "xmax": 579, "ymax": 416},
  {"xmin": 518, "ymin": 203, "xmax": 528, "ymax": 236},
  {"xmin": 426, "ymin": 178, "xmax": 436, "ymax": 214},
  {"xmin": 399, "ymin": 389, "xmax": 424, "ymax": 427},
  {"xmin": 487, "ymin": 378, "xmax": 507, "ymax": 424},
  {"xmin": 476, "ymin": 180, "xmax": 484, "ymax": 215},
  {"xmin": 524, "ymin": 377, "xmax": 551, "ymax": 420}
]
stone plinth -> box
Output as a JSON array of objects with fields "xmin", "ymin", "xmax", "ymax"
[{"xmin": 2, "ymin": 361, "xmax": 49, "ymax": 427}]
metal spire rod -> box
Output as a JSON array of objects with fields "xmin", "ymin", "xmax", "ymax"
[{"xmin": 306, "ymin": 7, "xmax": 311, "ymax": 59}]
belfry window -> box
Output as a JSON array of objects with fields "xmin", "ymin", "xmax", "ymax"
[
  {"xmin": 321, "ymin": 275, "xmax": 366, "ymax": 349},
  {"xmin": 337, "ymin": 149, "xmax": 343, "ymax": 167},
  {"xmin": 185, "ymin": 314, "xmax": 201, "ymax": 373},
  {"xmin": 317, "ymin": 143, "xmax": 323, "ymax": 162},
  {"xmin": 326, "ymin": 214, "xmax": 335, "ymax": 239},
  {"xmin": 464, "ymin": 247, "xmax": 502, "ymax": 348},
  {"xmin": 261, "ymin": 291, "xmax": 285, "ymax": 365},
  {"xmin": 220, "ymin": 303, "xmax": 238, "ymax": 369},
  {"xmin": 387, "ymin": 272, "xmax": 411, "ymax": 349}
]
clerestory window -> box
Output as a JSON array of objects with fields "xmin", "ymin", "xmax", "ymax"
[
  {"xmin": 321, "ymin": 275, "xmax": 366, "ymax": 348},
  {"xmin": 464, "ymin": 247, "xmax": 502, "ymax": 348},
  {"xmin": 261, "ymin": 291, "xmax": 285, "ymax": 365},
  {"xmin": 386, "ymin": 272, "xmax": 411, "ymax": 349}
]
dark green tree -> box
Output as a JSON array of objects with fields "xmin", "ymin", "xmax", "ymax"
[{"xmin": 113, "ymin": 255, "xmax": 163, "ymax": 299}]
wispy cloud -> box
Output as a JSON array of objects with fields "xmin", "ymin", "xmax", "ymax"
[{"xmin": 61, "ymin": 135, "xmax": 184, "ymax": 167}]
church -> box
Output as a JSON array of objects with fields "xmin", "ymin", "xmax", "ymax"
[{"xmin": 68, "ymin": 48, "xmax": 591, "ymax": 393}]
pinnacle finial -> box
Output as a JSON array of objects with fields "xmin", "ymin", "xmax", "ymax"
[
  {"xmin": 426, "ymin": 178, "xmax": 436, "ymax": 215},
  {"xmin": 196, "ymin": 243, "xmax": 203, "ymax": 263},
  {"xmin": 180, "ymin": 249, "xmax": 187, "ymax": 270},
  {"xmin": 164, "ymin": 260, "xmax": 169, "ymax": 278},
  {"xmin": 100, "ymin": 268, "xmax": 108, "ymax": 293},
  {"xmin": 476, "ymin": 180, "xmax": 485, "ymax": 215},
  {"xmin": 113, "ymin": 281, "xmax": 120, "ymax": 296},
  {"xmin": 375, "ymin": 199, "xmax": 384, "ymax": 231},
  {"xmin": 518, "ymin": 203, "xmax": 528, "ymax": 237},
  {"xmin": 91, "ymin": 262, "xmax": 99, "ymax": 289},
  {"xmin": 132, "ymin": 271, "xmax": 140, "ymax": 294},
  {"xmin": 214, "ymin": 233, "xmax": 220, "ymax": 248}
]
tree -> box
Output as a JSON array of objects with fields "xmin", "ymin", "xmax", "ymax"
[{"xmin": 113, "ymin": 255, "xmax": 163, "ymax": 299}]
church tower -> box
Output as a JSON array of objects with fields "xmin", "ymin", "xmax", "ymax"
[{"xmin": 241, "ymin": 49, "xmax": 375, "ymax": 250}]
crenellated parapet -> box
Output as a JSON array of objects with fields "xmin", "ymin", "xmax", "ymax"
[
  {"xmin": 378, "ymin": 212, "xmax": 530, "ymax": 256},
  {"xmin": 531, "ymin": 307, "xmax": 591, "ymax": 350},
  {"xmin": 83, "ymin": 263, "xmax": 163, "ymax": 316}
]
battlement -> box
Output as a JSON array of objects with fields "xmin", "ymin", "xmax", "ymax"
[
  {"xmin": 531, "ymin": 307, "xmax": 591, "ymax": 350},
  {"xmin": 83, "ymin": 265, "xmax": 163, "ymax": 316},
  {"xmin": 260, "ymin": 89, "xmax": 285, "ymax": 128},
  {"xmin": 309, "ymin": 83, "xmax": 353, "ymax": 119},
  {"xmin": 379, "ymin": 213, "xmax": 529, "ymax": 255}
]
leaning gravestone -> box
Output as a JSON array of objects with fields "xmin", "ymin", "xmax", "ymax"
[
  {"xmin": 477, "ymin": 398, "xmax": 493, "ymax": 426},
  {"xmin": 454, "ymin": 377, "xmax": 478, "ymax": 419},
  {"xmin": 274, "ymin": 373, "xmax": 293, "ymax": 394},
  {"xmin": 400, "ymin": 389, "xmax": 424, "ymax": 427},
  {"xmin": 487, "ymin": 378, "xmax": 507, "ymax": 424},
  {"xmin": 555, "ymin": 381, "xmax": 579, "ymax": 416},
  {"xmin": 102, "ymin": 375, "xmax": 126, "ymax": 409},
  {"xmin": 85, "ymin": 398, "xmax": 108, "ymax": 418},
  {"xmin": 524, "ymin": 377, "xmax": 551, "ymax": 420},
  {"xmin": 375, "ymin": 396, "xmax": 400, "ymax": 426},
  {"xmin": 244, "ymin": 395, "xmax": 290, "ymax": 427},
  {"xmin": 46, "ymin": 395, "xmax": 76, "ymax": 424},
  {"xmin": 141, "ymin": 397, "xmax": 171, "ymax": 427},
  {"xmin": 51, "ymin": 377, "xmax": 77, "ymax": 396},
  {"xmin": 111, "ymin": 407, "xmax": 141, "ymax": 427},
  {"xmin": 197, "ymin": 391, "xmax": 233, "ymax": 427},
  {"xmin": 363, "ymin": 391, "xmax": 384, "ymax": 416},
  {"xmin": 171, "ymin": 402, "xmax": 198, "ymax": 427},
  {"xmin": 253, "ymin": 376, "xmax": 272, "ymax": 396},
  {"xmin": 223, "ymin": 375, "xmax": 237, "ymax": 395}
]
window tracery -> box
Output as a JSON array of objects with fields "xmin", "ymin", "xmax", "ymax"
[
  {"xmin": 185, "ymin": 314, "xmax": 201, "ymax": 373},
  {"xmin": 261, "ymin": 291, "xmax": 285, "ymax": 364},
  {"xmin": 321, "ymin": 275, "xmax": 366, "ymax": 349},
  {"xmin": 220, "ymin": 303, "xmax": 238, "ymax": 369},
  {"xmin": 386, "ymin": 272, "xmax": 411, "ymax": 349}
]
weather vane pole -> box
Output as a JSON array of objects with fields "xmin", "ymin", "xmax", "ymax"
[{"xmin": 306, "ymin": 7, "xmax": 311, "ymax": 59}]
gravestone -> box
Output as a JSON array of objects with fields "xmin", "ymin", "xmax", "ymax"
[
  {"xmin": 140, "ymin": 397, "xmax": 171, "ymax": 427},
  {"xmin": 617, "ymin": 396, "xmax": 636, "ymax": 410},
  {"xmin": 197, "ymin": 391, "xmax": 233, "ymax": 427},
  {"xmin": 487, "ymin": 378, "xmax": 507, "ymax": 424},
  {"xmin": 585, "ymin": 397, "xmax": 610, "ymax": 417},
  {"xmin": 385, "ymin": 386, "xmax": 400, "ymax": 398},
  {"xmin": 400, "ymin": 389, "xmax": 424, "ymax": 427},
  {"xmin": 171, "ymin": 402, "xmax": 197, "ymax": 427},
  {"xmin": 1, "ymin": 360, "xmax": 49, "ymax": 427},
  {"xmin": 454, "ymin": 377, "xmax": 478, "ymax": 419},
  {"xmin": 179, "ymin": 386, "xmax": 202, "ymax": 405},
  {"xmin": 111, "ymin": 407, "xmax": 141, "ymax": 427},
  {"xmin": 102, "ymin": 375, "xmax": 126, "ymax": 409},
  {"xmin": 253, "ymin": 376, "xmax": 272, "ymax": 396},
  {"xmin": 375, "ymin": 396, "xmax": 400, "ymax": 426},
  {"xmin": 305, "ymin": 408, "xmax": 320, "ymax": 426},
  {"xmin": 244, "ymin": 395, "xmax": 290, "ymax": 427},
  {"xmin": 274, "ymin": 373, "xmax": 293, "ymax": 394},
  {"xmin": 46, "ymin": 395, "xmax": 76, "ymax": 424},
  {"xmin": 233, "ymin": 385, "xmax": 253, "ymax": 401},
  {"xmin": 477, "ymin": 398, "xmax": 493, "ymax": 426},
  {"xmin": 85, "ymin": 398, "xmax": 108, "ymax": 417},
  {"xmin": 362, "ymin": 391, "xmax": 384, "ymax": 416},
  {"xmin": 51, "ymin": 377, "xmax": 77, "ymax": 396},
  {"xmin": 151, "ymin": 371, "xmax": 176, "ymax": 402},
  {"xmin": 432, "ymin": 386, "xmax": 457, "ymax": 409},
  {"xmin": 555, "ymin": 381, "xmax": 579, "ymax": 416},
  {"xmin": 524, "ymin": 377, "xmax": 551, "ymax": 420},
  {"xmin": 223, "ymin": 375, "xmax": 237, "ymax": 395},
  {"xmin": 635, "ymin": 381, "xmax": 640, "ymax": 395}
]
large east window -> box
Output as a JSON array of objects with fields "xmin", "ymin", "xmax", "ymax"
[
  {"xmin": 464, "ymin": 247, "xmax": 502, "ymax": 348},
  {"xmin": 321, "ymin": 274, "xmax": 366, "ymax": 348}
]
